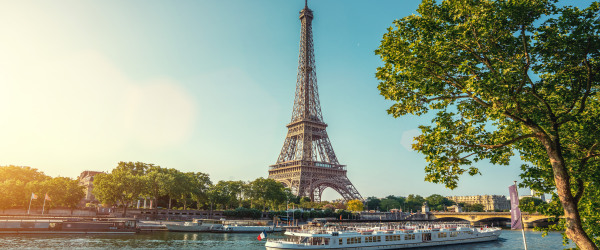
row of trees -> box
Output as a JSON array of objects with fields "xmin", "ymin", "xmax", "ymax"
[
  {"xmin": 365, "ymin": 194, "xmax": 454, "ymax": 212},
  {"xmin": 92, "ymin": 162, "xmax": 289, "ymax": 215},
  {"xmin": 0, "ymin": 165, "xmax": 84, "ymax": 211}
]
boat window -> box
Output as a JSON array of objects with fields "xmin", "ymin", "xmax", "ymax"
[
  {"xmin": 346, "ymin": 237, "xmax": 362, "ymax": 244},
  {"xmin": 404, "ymin": 234, "xmax": 416, "ymax": 240},
  {"xmin": 438, "ymin": 232, "xmax": 447, "ymax": 238},
  {"xmin": 450, "ymin": 232, "xmax": 459, "ymax": 237},
  {"xmin": 339, "ymin": 238, "xmax": 343, "ymax": 245},
  {"xmin": 423, "ymin": 233, "xmax": 432, "ymax": 241}
]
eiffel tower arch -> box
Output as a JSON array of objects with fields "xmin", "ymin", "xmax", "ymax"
[{"xmin": 268, "ymin": 2, "xmax": 362, "ymax": 203}]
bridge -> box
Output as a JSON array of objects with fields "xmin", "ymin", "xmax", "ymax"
[{"xmin": 430, "ymin": 212, "xmax": 553, "ymax": 226}]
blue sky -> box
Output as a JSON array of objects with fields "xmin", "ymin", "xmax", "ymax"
[{"xmin": 1, "ymin": 0, "xmax": 592, "ymax": 200}]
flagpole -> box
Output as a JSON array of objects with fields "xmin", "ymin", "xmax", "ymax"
[
  {"xmin": 42, "ymin": 194, "xmax": 47, "ymax": 215},
  {"xmin": 27, "ymin": 194, "xmax": 33, "ymax": 215},
  {"xmin": 514, "ymin": 181, "xmax": 528, "ymax": 250}
]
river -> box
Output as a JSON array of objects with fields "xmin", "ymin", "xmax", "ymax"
[{"xmin": 0, "ymin": 230, "xmax": 575, "ymax": 249}]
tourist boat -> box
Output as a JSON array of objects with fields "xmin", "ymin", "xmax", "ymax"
[
  {"xmin": 165, "ymin": 219, "xmax": 224, "ymax": 232},
  {"xmin": 265, "ymin": 223, "xmax": 501, "ymax": 249}
]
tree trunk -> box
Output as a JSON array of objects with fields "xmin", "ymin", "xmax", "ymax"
[
  {"xmin": 122, "ymin": 201, "xmax": 128, "ymax": 217},
  {"xmin": 154, "ymin": 198, "xmax": 159, "ymax": 220},
  {"xmin": 542, "ymin": 136, "xmax": 598, "ymax": 250}
]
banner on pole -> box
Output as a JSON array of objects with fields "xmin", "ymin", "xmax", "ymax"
[{"xmin": 509, "ymin": 184, "xmax": 522, "ymax": 229}]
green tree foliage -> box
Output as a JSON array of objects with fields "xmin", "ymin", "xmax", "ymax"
[
  {"xmin": 406, "ymin": 194, "xmax": 426, "ymax": 212},
  {"xmin": 380, "ymin": 198, "xmax": 401, "ymax": 211},
  {"xmin": 365, "ymin": 196, "xmax": 381, "ymax": 210},
  {"xmin": 458, "ymin": 202, "xmax": 485, "ymax": 212},
  {"xmin": 248, "ymin": 178, "xmax": 286, "ymax": 211},
  {"xmin": 376, "ymin": 0, "xmax": 599, "ymax": 248},
  {"xmin": 93, "ymin": 162, "xmax": 146, "ymax": 216},
  {"xmin": 160, "ymin": 168, "xmax": 186, "ymax": 210},
  {"xmin": 187, "ymin": 172, "xmax": 212, "ymax": 209},
  {"xmin": 208, "ymin": 180, "xmax": 242, "ymax": 210},
  {"xmin": 0, "ymin": 166, "xmax": 82, "ymax": 211},
  {"xmin": 426, "ymin": 194, "xmax": 454, "ymax": 211},
  {"xmin": 44, "ymin": 177, "xmax": 85, "ymax": 210}
]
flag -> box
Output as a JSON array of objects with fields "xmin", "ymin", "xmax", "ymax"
[
  {"xmin": 31, "ymin": 193, "xmax": 38, "ymax": 200},
  {"xmin": 45, "ymin": 193, "xmax": 51, "ymax": 201},
  {"xmin": 257, "ymin": 231, "xmax": 267, "ymax": 241},
  {"xmin": 508, "ymin": 184, "xmax": 522, "ymax": 229}
]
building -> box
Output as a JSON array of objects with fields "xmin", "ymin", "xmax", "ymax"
[
  {"xmin": 520, "ymin": 190, "xmax": 547, "ymax": 202},
  {"xmin": 78, "ymin": 170, "xmax": 103, "ymax": 206},
  {"xmin": 446, "ymin": 195, "xmax": 510, "ymax": 211}
]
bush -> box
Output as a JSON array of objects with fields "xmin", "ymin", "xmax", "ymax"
[{"xmin": 224, "ymin": 207, "xmax": 262, "ymax": 219}]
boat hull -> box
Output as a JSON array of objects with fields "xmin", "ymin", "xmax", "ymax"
[
  {"xmin": 164, "ymin": 224, "xmax": 214, "ymax": 232},
  {"xmin": 218, "ymin": 226, "xmax": 283, "ymax": 233},
  {"xmin": 266, "ymin": 234, "xmax": 499, "ymax": 249}
]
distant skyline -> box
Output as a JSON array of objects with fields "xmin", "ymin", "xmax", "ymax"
[{"xmin": 1, "ymin": 0, "xmax": 593, "ymax": 200}]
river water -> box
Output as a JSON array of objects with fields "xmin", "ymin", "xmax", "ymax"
[{"xmin": 0, "ymin": 230, "xmax": 575, "ymax": 249}]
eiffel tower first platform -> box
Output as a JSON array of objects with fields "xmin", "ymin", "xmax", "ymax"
[{"xmin": 268, "ymin": 1, "xmax": 362, "ymax": 203}]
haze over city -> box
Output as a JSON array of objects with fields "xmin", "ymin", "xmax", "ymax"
[{"xmin": 2, "ymin": 0, "xmax": 592, "ymax": 200}]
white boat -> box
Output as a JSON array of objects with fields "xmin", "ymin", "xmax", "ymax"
[
  {"xmin": 265, "ymin": 224, "xmax": 501, "ymax": 249},
  {"xmin": 165, "ymin": 219, "xmax": 224, "ymax": 232},
  {"xmin": 219, "ymin": 225, "xmax": 283, "ymax": 233},
  {"xmin": 216, "ymin": 220, "xmax": 283, "ymax": 233}
]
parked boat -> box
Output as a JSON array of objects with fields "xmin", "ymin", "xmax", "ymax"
[
  {"xmin": 265, "ymin": 223, "xmax": 501, "ymax": 249},
  {"xmin": 216, "ymin": 219, "xmax": 283, "ymax": 233},
  {"xmin": 218, "ymin": 224, "xmax": 283, "ymax": 233},
  {"xmin": 165, "ymin": 219, "xmax": 224, "ymax": 232},
  {"xmin": 0, "ymin": 219, "xmax": 138, "ymax": 234}
]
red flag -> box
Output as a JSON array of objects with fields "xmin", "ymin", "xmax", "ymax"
[
  {"xmin": 45, "ymin": 193, "xmax": 51, "ymax": 201},
  {"xmin": 31, "ymin": 193, "xmax": 38, "ymax": 199}
]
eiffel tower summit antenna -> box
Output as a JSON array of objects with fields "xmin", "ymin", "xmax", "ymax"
[{"xmin": 267, "ymin": 2, "xmax": 363, "ymax": 202}]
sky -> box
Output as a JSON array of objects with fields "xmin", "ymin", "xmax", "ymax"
[{"xmin": 0, "ymin": 0, "xmax": 593, "ymax": 201}]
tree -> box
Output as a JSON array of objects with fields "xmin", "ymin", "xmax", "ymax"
[
  {"xmin": 426, "ymin": 194, "xmax": 454, "ymax": 211},
  {"xmin": 44, "ymin": 177, "xmax": 85, "ymax": 211},
  {"xmin": 248, "ymin": 178, "xmax": 286, "ymax": 211},
  {"xmin": 376, "ymin": 1, "xmax": 599, "ymax": 248},
  {"xmin": 380, "ymin": 198, "xmax": 401, "ymax": 211},
  {"xmin": 406, "ymin": 194, "xmax": 425, "ymax": 212},
  {"xmin": 365, "ymin": 196, "xmax": 381, "ymax": 211},
  {"xmin": 160, "ymin": 168, "xmax": 187, "ymax": 210},
  {"xmin": 347, "ymin": 199, "xmax": 364, "ymax": 212},
  {"xmin": 187, "ymin": 172, "xmax": 212, "ymax": 210},
  {"xmin": 93, "ymin": 165, "xmax": 146, "ymax": 216},
  {"xmin": 144, "ymin": 165, "xmax": 166, "ymax": 215}
]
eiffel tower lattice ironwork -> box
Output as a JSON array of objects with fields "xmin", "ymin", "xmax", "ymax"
[{"xmin": 268, "ymin": 2, "xmax": 362, "ymax": 203}]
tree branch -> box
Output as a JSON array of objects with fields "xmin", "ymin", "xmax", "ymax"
[
  {"xmin": 460, "ymin": 134, "xmax": 536, "ymax": 149},
  {"xmin": 423, "ymin": 95, "xmax": 470, "ymax": 103},
  {"xmin": 573, "ymin": 178, "xmax": 584, "ymax": 204}
]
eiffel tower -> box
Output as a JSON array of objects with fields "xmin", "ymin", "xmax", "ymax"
[{"xmin": 268, "ymin": 1, "xmax": 362, "ymax": 203}]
